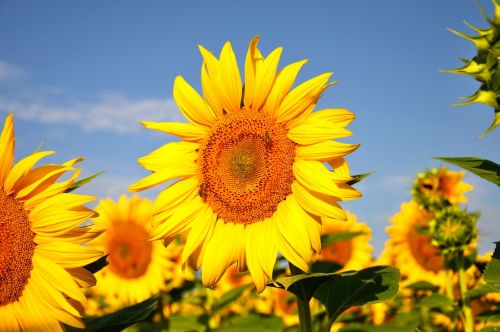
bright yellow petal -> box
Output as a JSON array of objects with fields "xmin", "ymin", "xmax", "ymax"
[
  {"xmin": 141, "ymin": 121, "xmax": 208, "ymax": 141},
  {"xmin": 295, "ymin": 140, "xmax": 359, "ymax": 161},
  {"xmin": 201, "ymin": 61, "xmax": 223, "ymax": 118},
  {"xmin": 288, "ymin": 118, "xmax": 352, "ymax": 145},
  {"xmin": 66, "ymin": 267, "xmax": 96, "ymax": 287},
  {"xmin": 137, "ymin": 141, "xmax": 198, "ymax": 172},
  {"xmin": 181, "ymin": 205, "xmax": 217, "ymax": 265},
  {"xmin": 36, "ymin": 241, "xmax": 103, "ymax": 268},
  {"xmin": 173, "ymin": 76, "xmax": 217, "ymax": 127},
  {"xmin": 276, "ymin": 72, "xmax": 333, "ymax": 123},
  {"xmin": 218, "ymin": 41, "xmax": 242, "ymax": 113},
  {"xmin": 292, "ymin": 181, "xmax": 347, "ymax": 220},
  {"xmin": 129, "ymin": 161, "xmax": 197, "ymax": 192},
  {"xmin": 264, "ymin": 59, "xmax": 308, "ymax": 117},
  {"xmin": 3, "ymin": 151, "xmax": 54, "ymax": 195},
  {"xmin": 31, "ymin": 207, "xmax": 96, "ymax": 237},
  {"xmin": 15, "ymin": 164, "xmax": 72, "ymax": 199},
  {"xmin": 201, "ymin": 220, "xmax": 246, "ymax": 287},
  {"xmin": 0, "ymin": 113, "xmax": 14, "ymax": 187},
  {"xmin": 307, "ymin": 108, "xmax": 355, "ymax": 127},
  {"xmin": 29, "ymin": 193, "xmax": 95, "ymax": 222},
  {"xmin": 152, "ymin": 177, "xmax": 199, "ymax": 216},
  {"xmin": 243, "ymin": 36, "xmax": 262, "ymax": 109}
]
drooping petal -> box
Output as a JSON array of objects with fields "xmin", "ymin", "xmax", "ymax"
[{"xmin": 173, "ymin": 76, "xmax": 217, "ymax": 127}]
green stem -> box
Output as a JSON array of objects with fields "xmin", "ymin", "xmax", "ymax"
[
  {"xmin": 457, "ymin": 253, "xmax": 474, "ymax": 332},
  {"xmin": 289, "ymin": 263, "xmax": 313, "ymax": 332},
  {"xmin": 444, "ymin": 268, "xmax": 457, "ymax": 331},
  {"xmin": 419, "ymin": 306, "xmax": 432, "ymax": 332}
]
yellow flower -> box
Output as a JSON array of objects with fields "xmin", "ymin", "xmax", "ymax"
[
  {"xmin": 318, "ymin": 212, "xmax": 373, "ymax": 271},
  {"xmin": 88, "ymin": 195, "xmax": 188, "ymax": 309},
  {"xmin": 0, "ymin": 113, "xmax": 103, "ymax": 331},
  {"xmin": 383, "ymin": 200, "xmax": 446, "ymax": 286},
  {"xmin": 130, "ymin": 37, "xmax": 360, "ymax": 292}
]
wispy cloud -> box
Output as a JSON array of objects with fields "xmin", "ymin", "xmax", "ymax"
[
  {"xmin": 377, "ymin": 174, "xmax": 413, "ymax": 191},
  {"xmin": 0, "ymin": 60, "xmax": 26, "ymax": 80},
  {"xmin": 0, "ymin": 94, "xmax": 183, "ymax": 133}
]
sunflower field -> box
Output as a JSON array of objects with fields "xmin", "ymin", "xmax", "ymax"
[{"xmin": 1, "ymin": 1, "xmax": 499, "ymax": 332}]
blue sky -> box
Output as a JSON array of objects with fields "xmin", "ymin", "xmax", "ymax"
[{"xmin": 1, "ymin": 0, "xmax": 498, "ymax": 255}]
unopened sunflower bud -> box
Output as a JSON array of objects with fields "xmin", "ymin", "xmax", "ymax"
[{"xmin": 429, "ymin": 208, "xmax": 478, "ymax": 253}]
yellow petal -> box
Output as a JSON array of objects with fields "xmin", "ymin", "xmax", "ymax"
[
  {"xmin": 201, "ymin": 220, "xmax": 246, "ymax": 287},
  {"xmin": 276, "ymin": 72, "xmax": 333, "ymax": 123},
  {"xmin": 66, "ymin": 267, "xmax": 96, "ymax": 287},
  {"xmin": 288, "ymin": 118, "xmax": 352, "ymax": 145},
  {"xmin": 307, "ymin": 108, "xmax": 355, "ymax": 127},
  {"xmin": 218, "ymin": 41, "xmax": 242, "ymax": 113},
  {"xmin": 295, "ymin": 140, "xmax": 359, "ymax": 161},
  {"xmin": 173, "ymin": 76, "xmax": 217, "ymax": 127},
  {"xmin": 36, "ymin": 241, "xmax": 103, "ymax": 268},
  {"xmin": 293, "ymin": 160, "xmax": 351, "ymax": 198},
  {"xmin": 0, "ymin": 113, "xmax": 14, "ymax": 187},
  {"xmin": 264, "ymin": 60, "xmax": 308, "ymax": 118},
  {"xmin": 243, "ymin": 36, "xmax": 262, "ymax": 109},
  {"xmin": 4, "ymin": 151, "xmax": 55, "ymax": 195},
  {"xmin": 15, "ymin": 164, "xmax": 73, "ymax": 199},
  {"xmin": 31, "ymin": 207, "xmax": 96, "ymax": 237},
  {"xmin": 29, "ymin": 193, "xmax": 95, "ymax": 222},
  {"xmin": 181, "ymin": 205, "xmax": 217, "ymax": 265},
  {"xmin": 150, "ymin": 196, "xmax": 205, "ymax": 240},
  {"xmin": 137, "ymin": 141, "xmax": 198, "ymax": 172},
  {"xmin": 141, "ymin": 121, "xmax": 208, "ymax": 141},
  {"xmin": 253, "ymin": 47, "xmax": 283, "ymax": 111},
  {"xmin": 201, "ymin": 61, "xmax": 223, "ymax": 118},
  {"xmin": 153, "ymin": 177, "xmax": 199, "ymax": 216},
  {"xmin": 129, "ymin": 161, "xmax": 197, "ymax": 192},
  {"xmin": 292, "ymin": 181, "xmax": 347, "ymax": 220}
]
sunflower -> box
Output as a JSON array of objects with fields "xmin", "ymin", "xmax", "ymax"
[
  {"xmin": 0, "ymin": 113, "xmax": 103, "ymax": 331},
  {"xmin": 383, "ymin": 200, "xmax": 446, "ymax": 286},
  {"xmin": 129, "ymin": 36, "xmax": 360, "ymax": 292},
  {"xmin": 88, "ymin": 195, "xmax": 187, "ymax": 310},
  {"xmin": 412, "ymin": 166, "xmax": 473, "ymax": 210},
  {"xmin": 318, "ymin": 212, "xmax": 373, "ymax": 272}
]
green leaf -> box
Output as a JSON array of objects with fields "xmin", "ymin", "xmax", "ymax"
[
  {"xmin": 484, "ymin": 242, "xmax": 500, "ymax": 291},
  {"xmin": 434, "ymin": 157, "xmax": 500, "ymax": 186},
  {"xmin": 214, "ymin": 314, "xmax": 283, "ymax": 332},
  {"xmin": 81, "ymin": 296, "xmax": 158, "ymax": 331},
  {"xmin": 347, "ymin": 172, "xmax": 373, "ymax": 186},
  {"xmin": 211, "ymin": 284, "xmax": 250, "ymax": 313},
  {"xmin": 65, "ymin": 170, "xmax": 105, "ymax": 193},
  {"xmin": 466, "ymin": 283, "xmax": 498, "ymax": 299},
  {"xmin": 479, "ymin": 327, "xmax": 500, "ymax": 332},
  {"xmin": 417, "ymin": 293, "xmax": 453, "ymax": 308},
  {"xmin": 405, "ymin": 281, "xmax": 439, "ymax": 292},
  {"xmin": 170, "ymin": 314, "xmax": 207, "ymax": 332},
  {"xmin": 477, "ymin": 309, "xmax": 500, "ymax": 323},
  {"xmin": 321, "ymin": 231, "xmax": 366, "ymax": 246},
  {"xmin": 311, "ymin": 261, "xmax": 342, "ymax": 273},
  {"xmin": 313, "ymin": 266, "xmax": 400, "ymax": 324},
  {"xmin": 273, "ymin": 271, "xmax": 333, "ymax": 301},
  {"xmin": 84, "ymin": 255, "xmax": 108, "ymax": 274}
]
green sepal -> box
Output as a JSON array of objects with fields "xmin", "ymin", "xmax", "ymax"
[
  {"xmin": 347, "ymin": 172, "xmax": 373, "ymax": 186},
  {"xmin": 65, "ymin": 170, "xmax": 106, "ymax": 193},
  {"xmin": 479, "ymin": 109, "xmax": 500, "ymax": 138}
]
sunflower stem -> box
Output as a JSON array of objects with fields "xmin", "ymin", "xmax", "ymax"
[
  {"xmin": 289, "ymin": 263, "xmax": 313, "ymax": 332},
  {"xmin": 456, "ymin": 253, "xmax": 474, "ymax": 332}
]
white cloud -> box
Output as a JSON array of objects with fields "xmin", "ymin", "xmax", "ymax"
[
  {"xmin": 0, "ymin": 94, "xmax": 184, "ymax": 134},
  {"xmin": 377, "ymin": 174, "xmax": 413, "ymax": 191},
  {"xmin": 0, "ymin": 60, "xmax": 26, "ymax": 80}
]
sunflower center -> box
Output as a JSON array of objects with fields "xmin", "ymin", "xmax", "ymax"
[
  {"xmin": 0, "ymin": 190, "xmax": 36, "ymax": 306},
  {"xmin": 322, "ymin": 240, "xmax": 353, "ymax": 267},
  {"xmin": 107, "ymin": 223, "xmax": 152, "ymax": 279},
  {"xmin": 409, "ymin": 226, "xmax": 443, "ymax": 273},
  {"xmin": 198, "ymin": 108, "xmax": 296, "ymax": 224}
]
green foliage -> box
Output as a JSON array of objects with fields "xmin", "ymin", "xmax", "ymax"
[
  {"xmin": 405, "ymin": 281, "xmax": 439, "ymax": 292},
  {"xmin": 169, "ymin": 315, "xmax": 208, "ymax": 332},
  {"xmin": 484, "ymin": 242, "xmax": 500, "ymax": 291},
  {"xmin": 213, "ymin": 314, "xmax": 283, "ymax": 332},
  {"xmin": 417, "ymin": 293, "xmax": 453, "ymax": 308},
  {"xmin": 347, "ymin": 172, "xmax": 373, "ymax": 186},
  {"xmin": 321, "ymin": 231, "xmax": 366, "ymax": 246},
  {"xmin": 75, "ymin": 296, "xmax": 158, "ymax": 332},
  {"xmin": 211, "ymin": 284, "xmax": 251, "ymax": 313},
  {"xmin": 65, "ymin": 170, "xmax": 106, "ymax": 193},
  {"xmin": 434, "ymin": 157, "xmax": 500, "ymax": 186}
]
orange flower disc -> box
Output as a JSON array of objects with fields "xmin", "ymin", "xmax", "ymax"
[
  {"xmin": 198, "ymin": 108, "xmax": 296, "ymax": 224},
  {"xmin": 0, "ymin": 190, "xmax": 35, "ymax": 305}
]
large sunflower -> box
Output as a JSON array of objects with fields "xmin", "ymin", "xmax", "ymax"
[
  {"xmin": 88, "ymin": 195, "xmax": 187, "ymax": 310},
  {"xmin": 383, "ymin": 200, "xmax": 445, "ymax": 285},
  {"xmin": 0, "ymin": 113, "xmax": 103, "ymax": 331},
  {"xmin": 130, "ymin": 36, "xmax": 360, "ymax": 292},
  {"xmin": 318, "ymin": 212, "xmax": 373, "ymax": 272}
]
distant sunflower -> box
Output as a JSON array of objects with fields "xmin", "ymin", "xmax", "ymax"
[
  {"xmin": 89, "ymin": 195, "xmax": 183, "ymax": 308},
  {"xmin": 130, "ymin": 36, "xmax": 360, "ymax": 291},
  {"xmin": 384, "ymin": 200, "xmax": 445, "ymax": 285},
  {"xmin": 0, "ymin": 113, "xmax": 103, "ymax": 331},
  {"xmin": 413, "ymin": 166, "xmax": 473, "ymax": 210},
  {"xmin": 318, "ymin": 212, "xmax": 373, "ymax": 271}
]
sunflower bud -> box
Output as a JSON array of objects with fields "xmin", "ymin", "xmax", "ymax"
[{"xmin": 429, "ymin": 208, "xmax": 478, "ymax": 254}]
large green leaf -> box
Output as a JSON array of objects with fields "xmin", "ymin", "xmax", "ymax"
[
  {"xmin": 466, "ymin": 283, "xmax": 498, "ymax": 300},
  {"xmin": 79, "ymin": 296, "xmax": 158, "ymax": 331},
  {"xmin": 273, "ymin": 271, "xmax": 333, "ymax": 301},
  {"xmin": 484, "ymin": 242, "xmax": 500, "ymax": 291},
  {"xmin": 417, "ymin": 293, "xmax": 453, "ymax": 308},
  {"xmin": 313, "ymin": 266, "xmax": 400, "ymax": 324},
  {"xmin": 214, "ymin": 314, "xmax": 283, "ymax": 332},
  {"xmin": 434, "ymin": 157, "xmax": 500, "ymax": 186}
]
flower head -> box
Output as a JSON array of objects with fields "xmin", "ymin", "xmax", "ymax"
[
  {"xmin": 130, "ymin": 37, "xmax": 360, "ymax": 292},
  {"xmin": 0, "ymin": 113, "xmax": 102, "ymax": 331}
]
